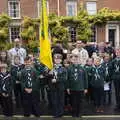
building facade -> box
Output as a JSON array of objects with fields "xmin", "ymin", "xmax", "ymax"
[{"xmin": 0, "ymin": 0, "xmax": 120, "ymax": 47}]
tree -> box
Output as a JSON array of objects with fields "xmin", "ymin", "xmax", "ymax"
[{"xmin": 0, "ymin": 14, "xmax": 11, "ymax": 50}]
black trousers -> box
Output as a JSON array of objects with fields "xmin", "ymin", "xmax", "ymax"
[
  {"xmin": 51, "ymin": 89, "xmax": 64, "ymax": 117},
  {"xmin": 64, "ymin": 90, "xmax": 72, "ymax": 106},
  {"xmin": 114, "ymin": 79, "xmax": 120, "ymax": 108},
  {"xmin": 14, "ymin": 83, "xmax": 23, "ymax": 108},
  {"xmin": 1, "ymin": 95, "xmax": 13, "ymax": 116},
  {"xmin": 70, "ymin": 91, "xmax": 84, "ymax": 117},
  {"xmin": 93, "ymin": 87, "xmax": 104, "ymax": 108},
  {"xmin": 23, "ymin": 91, "xmax": 41, "ymax": 117}
]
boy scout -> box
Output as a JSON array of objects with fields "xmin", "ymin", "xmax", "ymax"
[
  {"xmin": 91, "ymin": 57, "xmax": 105, "ymax": 113},
  {"xmin": 11, "ymin": 56, "xmax": 24, "ymax": 108},
  {"xmin": 85, "ymin": 58, "xmax": 94, "ymax": 103},
  {"xmin": 67, "ymin": 54, "xmax": 88, "ymax": 118},
  {"xmin": 0, "ymin": 64, "xmax": 13, "ymax": 117},
  {"xmin": 49, "ymin": 54, "xmax": 67, "ymax": 118},
  {"xmin": 21, "ymin": 56, "xmax": 41, "ymax": 118},
  {"xmin": 102, "ymin": 53, "xmax": 112, "ymax": 105},
  {"xmin": 111, "ymin": 48, "xmax": 120, "ymax": 111}
]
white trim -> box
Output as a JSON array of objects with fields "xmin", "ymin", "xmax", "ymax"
[
  {"xmin": 37, "ymin": 0, "xmax": 49, "ymax": 17},
  {"xmin": 86, "ymin": 1, "xmax": 97, "ymax": 15},
  {"xmin": 9, "ymin": 27, "xmax": 12, "ymax": 43},
  {"xmin": 106, "ymin": 24, "xmax": 120, "ymax": 48},
  {"xmin": 95, "ymin": 26, "xmax": 97, "ymax": 42},
  {"xmin": 57, "ymin": 0, "xmax": 60, "ymax": 16},
  {"xmin": 116, "ymin": 25, "xmax": 119, "ymax": 48},
  {"xmin": 105, "ymin": 24, "xmax": 109, "ymax": 42},
  {"xmin": 37, "ymin": 0, "xmax": 40, "ymax": 17}
]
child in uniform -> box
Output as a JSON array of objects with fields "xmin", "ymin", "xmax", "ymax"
[
  {"xmin": 111, "ymin": 48, "xmax": 120, "ymax": 111},
  {"xmin": 67, "ymin": 54, "xmax": 88, "ymax": 118},
  {"xmin": 49, "ymin": 54, "xmax": 67, "ymax": 118},
  {"xmin": 0, "ymin": 64, "xmax": 13, "ymax": 117},
  {"xmin": 91, "ymin": 57, "xmax": 105, "ymax": 112},
  {"xmin": 21, "ymin": 56, "xmax": 41, "ymax": 119},
  {"xmin": 11, "ymin": 55, "xmax": 24, "ymax": 108}
]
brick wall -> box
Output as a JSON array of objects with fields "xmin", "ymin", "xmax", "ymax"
[
  {"xmin": 21, "ymin": 0, "xmax": 38, "ymax": 18},
  {"xmin": 98, "ymin": 0, "xmax": 120, "ymax": 10},
  {"xmin": 0, "ymin": 0, "xmax": 7, "ymax": 14}
]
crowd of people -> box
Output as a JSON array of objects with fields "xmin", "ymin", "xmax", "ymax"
[{"xmin": 0, "ymin": 38, "xmax": 120, "ymax": 120}]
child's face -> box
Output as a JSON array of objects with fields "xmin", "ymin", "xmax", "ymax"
[
  {"xmin": 104, "ymin": 55, "xmax": 110, "ymax": 62},
  {"xmin": 14, "ymin": 57, "xmax": 20, "ymax": 65},
  {"xmin": 0, "ymin": 52, "xmax": 6, "ymax": 59},
  {"xmin": 54, "ymin": 58, "xmax": 62, "ymax": 64},
  {"xmin": 64, "ymin": 62, "xmax": 69, "ymax": 67},
  {"xmin": 86, "ymin": 59, "xmax": 93, "ymax": 65},
  {"xmin": 71, "ymin": 56, "xmax": 79, "ymax": 64},
  {"xmin": 94, "ymin": 58, "xmax": 100, "ymax": 66},
  {"xmin": 25, "ymin": 60, "xmax": 32, "ymax": 67}
]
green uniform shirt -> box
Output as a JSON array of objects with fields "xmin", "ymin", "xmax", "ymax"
[{"xmin": 67, "ymin": 64, "xmax": 88, "ymax": 91}]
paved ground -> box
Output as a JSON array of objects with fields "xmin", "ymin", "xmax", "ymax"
[
  {"xmin": 1, "ymin": 116, "xmax": 120, "ymax": 120},
  {"xmin": 0, "ymin": 83, "xmax": 120, "ymax": 120}
]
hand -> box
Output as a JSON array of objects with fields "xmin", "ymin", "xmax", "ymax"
[
  {"xmin": 49, "ymin": 70, "xmax": 53, "ymax": 75},
  {"xmin": 25, "ymin": 88, "xmax": 32, "ymax": 93},
  {"xmin": 67, "ymin": 89, "xmax": 70, "ymax": 95},
  {"xmin": 84, "ymin": 89, "xmax": 88, "ymax": 94},
  {"xmin": 2, "ymin": 93, "xmax": 9, "ymax": 97},
  {"xmin": 52, "ymin": 79, "xmax": 56, "ymax": 83},
  {"xmin": 39, "ymin": 75, "xmax": 44, "ymax": 79}
]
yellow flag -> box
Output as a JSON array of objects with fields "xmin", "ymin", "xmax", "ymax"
[{"xmin": 40, "ymin": 0, "xmax": 53, "ymax": 69}]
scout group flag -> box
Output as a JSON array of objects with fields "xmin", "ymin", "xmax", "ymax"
[{"xmin": 39, "ymin": 0, "xmax": 53, "ymax": 70}]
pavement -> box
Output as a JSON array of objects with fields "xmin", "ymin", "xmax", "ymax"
[{"xmin": 0, "ymin": 83, "xmax": 120, "ymax": 120}]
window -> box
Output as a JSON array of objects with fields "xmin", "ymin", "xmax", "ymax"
[
  {"xmin": 38, "ymin": 0, "xmax": 49, "ymax": 17},
  {"xmin": 69, "ymin": 27, "xmax": 76, "ymax": 42},
  {"xmin": 9, "ymin": 26, "xmax": 20, "ymax": 42},
  {"xmin": 86, "ymin": 2, "xmax": 97, "ymax": 15},
  {"xmin": 66, "ymin": 1, "xmax": 77, "ymax": 16},
  {"xmin": 8, "ymin": 0, "xmax": 20, "ymax": 18}
]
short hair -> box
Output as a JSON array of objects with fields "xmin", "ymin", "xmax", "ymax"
[
  {"xmin": 24, "ymin": 56, "xmax": 31, "ymax": 61},
  {"xmin": 53, "ymin": 54, "xmax": 63, "ymax": 59}
]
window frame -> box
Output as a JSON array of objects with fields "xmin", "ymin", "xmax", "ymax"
[
  {"xmin": 66, "ymin": 1, "xmax": 77, "ymax": 16},
  {"xmin": 8, "ymin": 0, "xmax": 21, "ymax": 19},
  {"xmin": 9, "ymin": 26, "xmax": 21, "ymax": 42},
  {"xmin": 86, "ymin": 1, "xmax": 97, "ymax": 15},
  {"xmin": 37, "ymin": 0, "xmax": 49, "ymax": 17}
]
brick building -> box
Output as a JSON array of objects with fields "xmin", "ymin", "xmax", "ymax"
[{"xmin": 0, "ymin": 0, "xmax": 120, "ymax": 47}]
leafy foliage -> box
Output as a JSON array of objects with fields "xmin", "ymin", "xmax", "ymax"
[
  {"xmin": 89, "ymin": 8, "xmax": 120, "ymax": 25},
  {"xmin": 0, "ymin": 14, "xmax": 11, "ymax": 50}
]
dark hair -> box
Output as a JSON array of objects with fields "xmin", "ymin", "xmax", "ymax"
[{"xmin": 24, "ymin": 56, "xmax": 31, "ymax": 61}]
